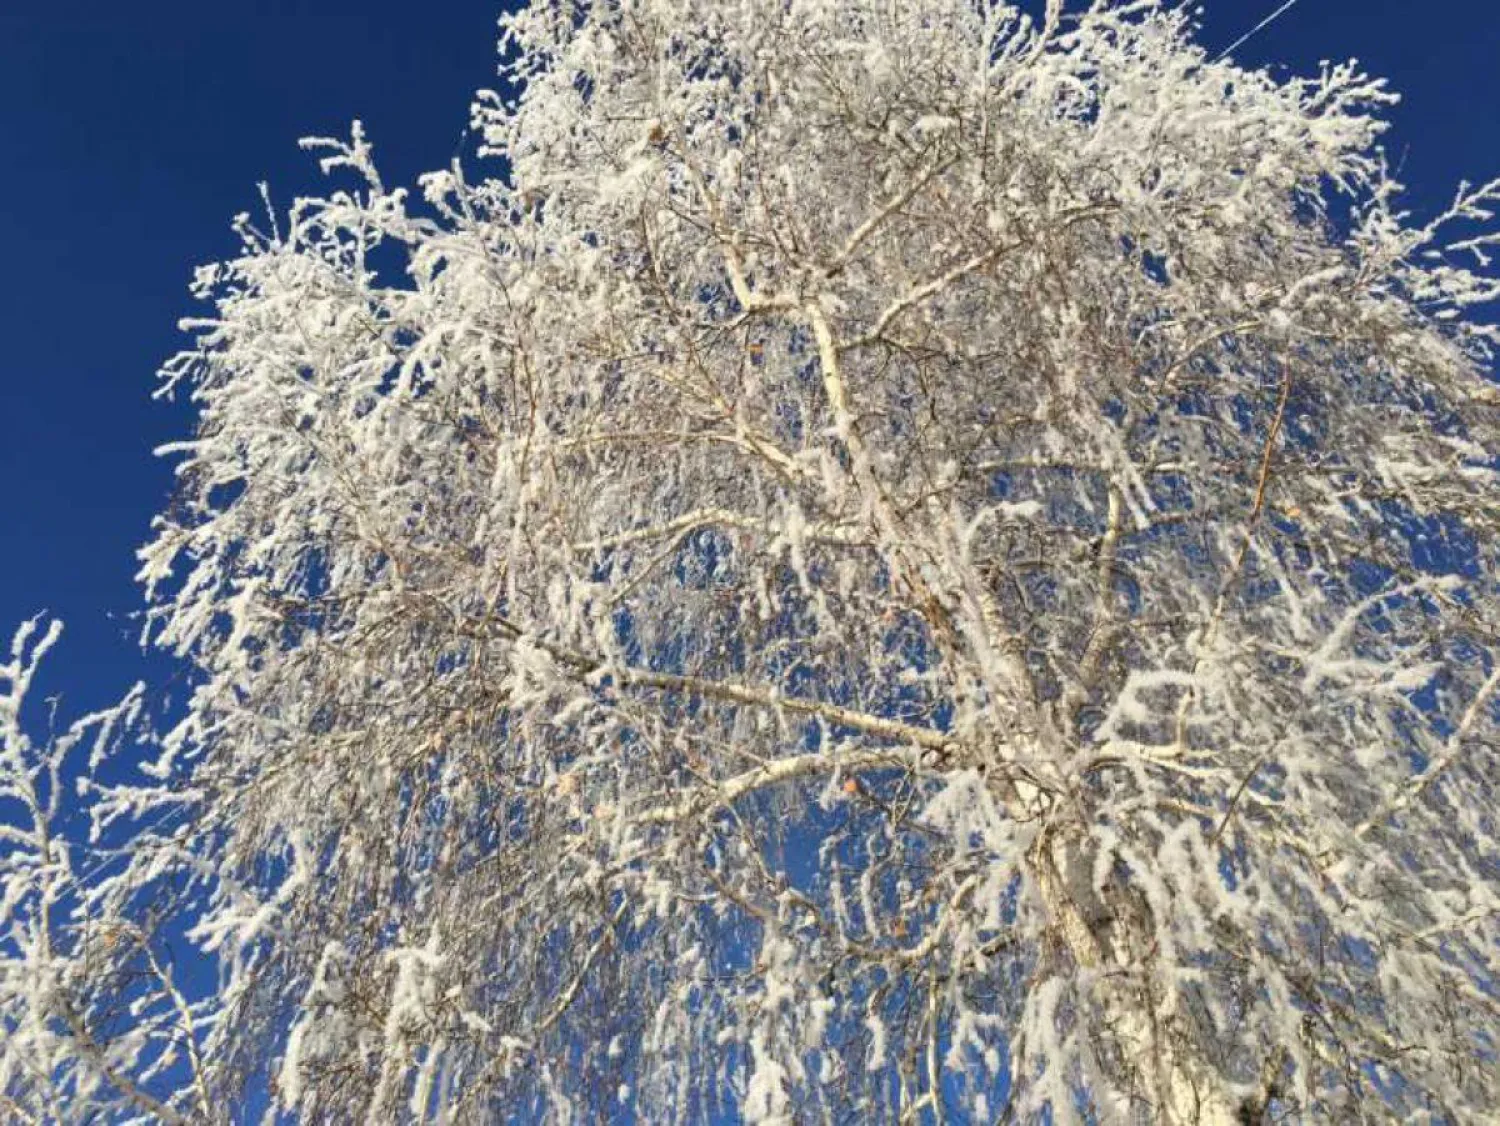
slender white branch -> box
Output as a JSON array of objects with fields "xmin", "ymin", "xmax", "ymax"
[{"xmin": 1353, "ymin": 667, "xmax": 1500, "ymax": 841}]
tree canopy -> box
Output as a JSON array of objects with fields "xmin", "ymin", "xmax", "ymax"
[{"xmin": 4, "ymin": 1, "xmax": 1500, "ymax": 1122}]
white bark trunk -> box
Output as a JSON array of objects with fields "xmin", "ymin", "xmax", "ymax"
[{"xmin": 1033, "ymin": 834, "xmax": 1239, "ymax": 1125}]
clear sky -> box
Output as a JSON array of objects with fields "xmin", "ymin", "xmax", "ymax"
[{"xmin": 0, "ymin": 0, "xmax": 1496, "ymax": 716}]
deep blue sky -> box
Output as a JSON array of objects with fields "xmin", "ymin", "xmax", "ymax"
[{"xmin": 1, "ymin": 0, "xmax": 1496, "ymax": 715}]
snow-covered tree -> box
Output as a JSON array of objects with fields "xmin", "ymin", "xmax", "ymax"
[
  {"xmin": 6, "ymin": 0, "xmax": 1500, "ymax": 1121},
  {"xmin": 0, "ymin": 620, "xmax": 210, "ymax": 1124}
]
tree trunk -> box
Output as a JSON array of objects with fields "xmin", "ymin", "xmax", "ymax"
[{"xmin": 1033, "ymin": 833, "xmax": 1240, "ymax": 1125}]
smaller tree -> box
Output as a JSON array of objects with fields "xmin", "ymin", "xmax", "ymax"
[{"xmin": 0, "ymin": 618, "xmax": 209, "ymax": 1124}]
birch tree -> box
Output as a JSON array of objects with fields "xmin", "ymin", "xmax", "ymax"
[{"xmin": 6, "ymin": 0, "xmax": 1500, "ymax": 1121}]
